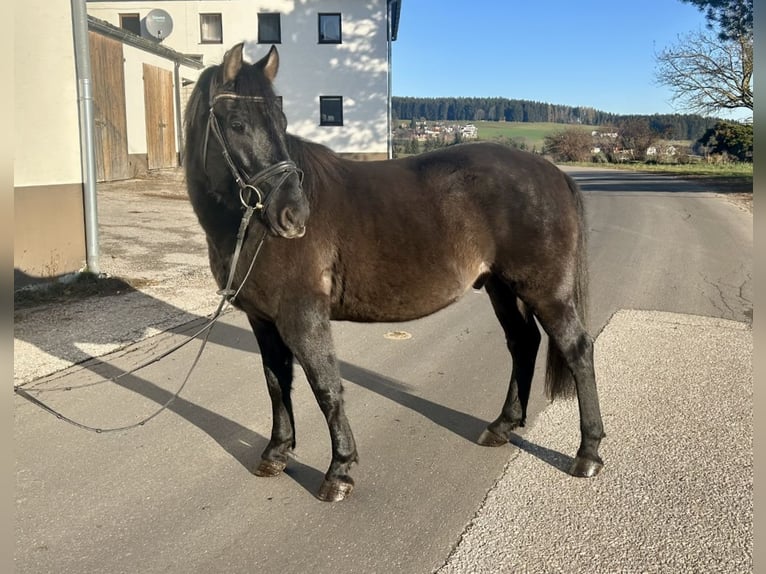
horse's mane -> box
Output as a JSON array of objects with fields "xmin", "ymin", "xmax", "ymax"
[
  {"xmin": 286, "ymin": 135, "xmax": 346, "ymax": 201},
  {"xmin": 184, "ymin": 61, "xmax": 347, "ymax": 202},
  {"xmin": 183, "ymin": 66, "xmax": 216, "ymax": 167}
]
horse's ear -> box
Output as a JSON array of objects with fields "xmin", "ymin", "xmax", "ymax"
[
  {"xmin": 257, "ymin": 45, "xmax": 280, "ymax": 83},
  {"xmin": 222, "ymin": 43, "xmax": 245, "ymax": 84}
]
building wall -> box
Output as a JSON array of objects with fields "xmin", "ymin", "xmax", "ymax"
[
  {"xmin": 15, "ymin": 0, "xmax": 87, "ymax": 284},
  {"xmin": 87, "ymin": 0, "xmax": 391, "ymax": 156}
]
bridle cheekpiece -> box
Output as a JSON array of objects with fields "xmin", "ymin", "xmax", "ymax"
[{"xmin": 203, "ymin": 92, "xmax": 304, "ymax": 212}]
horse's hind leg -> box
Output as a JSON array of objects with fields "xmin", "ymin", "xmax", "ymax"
[
  {"xmin": 478, "ymin": 276, "xmax": 541, "ymax": 447},
  {"xmin": 526, "ymin": 296, "xmax": 605, "ymax": 477},
  {"xmin": 249, "ymin": 317, "xmax": 297, "ymax": 477}
]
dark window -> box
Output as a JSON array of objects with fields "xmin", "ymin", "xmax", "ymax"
[
  {"xmin": 318, "ymin": 13, "xmax": 342, "ymax": 44},
  {"xmin": 119, "ymin": 13, "xmax": 141, "ymax": 36},
  {"xmin": 320, "ymin": 96, "xmax": 343, "ymax": 126},
  {"xmin": 258, "ymin": 13, "xmax": 281, "ymax": 44},
  {"xmin": 200, "ymin": 13, "xmax": 223, "ymax": 44}
]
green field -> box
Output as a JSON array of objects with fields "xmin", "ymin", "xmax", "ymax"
[{"xmin": 473, "ymin": 121, "xmax": 593, "ymax": 150}]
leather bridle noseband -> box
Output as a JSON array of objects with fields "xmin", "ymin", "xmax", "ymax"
[{"xmin": 203, "ymin": 92, "xmax": 304, "ymax": 212}]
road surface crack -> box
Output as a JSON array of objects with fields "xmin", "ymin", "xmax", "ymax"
[{"xmin": 699, "ymin": 270, "xmax": 752, "ymax": 323}]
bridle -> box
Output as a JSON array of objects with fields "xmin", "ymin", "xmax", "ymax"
[{"xmin": 203, "ymin": 92, "xmax": 304, "ymax": 213}]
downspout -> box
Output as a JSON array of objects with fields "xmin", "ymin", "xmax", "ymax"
[
  {"xmin": 174, "ymin": 62, "xmax": 184, "ymax": 164},
  {"xmin": 71, "ymin": 0, "xmax": 100, "ymax": 275},
  {"xmin": 387, "ymin": 1, "xmax": 393, "ymax": 159}
]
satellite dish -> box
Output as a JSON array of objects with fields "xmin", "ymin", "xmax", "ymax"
[{"xmin": 144, "ymin": 9, "xmax": 173, "ymax": 41}]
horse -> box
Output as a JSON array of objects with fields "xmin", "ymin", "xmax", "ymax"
[{"xmin": 183, "ymin": 43, "xmax": 605, "ymax": 502}]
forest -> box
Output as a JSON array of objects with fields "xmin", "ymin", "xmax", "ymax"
[{"xmin": 391, "ymin": 96, "xmax": 720, "ymax": 141}]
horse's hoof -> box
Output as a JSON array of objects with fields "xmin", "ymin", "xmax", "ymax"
[
  {"xmin": 569, "ymin": 456, "xmax": 603, "ymax": 478},
  {"xmin": 317, "ymin": 477, "xmax": 354, "ymax": 502},
  {"xmin": 254, "ymin": 459, "xmax": 287, "ymax": 477},
  {"xmin": 477, "ymin": 428, "xmax": 508, "ymax": 447}
]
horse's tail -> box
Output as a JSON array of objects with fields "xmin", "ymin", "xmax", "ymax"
[{"xmin": 544, "ymin": 173, "xmax": 589, "ymax": 401}]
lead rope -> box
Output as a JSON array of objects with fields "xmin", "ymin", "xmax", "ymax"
[{"xmin": 14, "ymin": 205, "xmax": 266, "ymax": 433}]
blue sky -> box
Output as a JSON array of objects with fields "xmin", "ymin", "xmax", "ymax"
[{"xmin": 391, "ymin": 0, "xmax": 717, "ymax": 116}]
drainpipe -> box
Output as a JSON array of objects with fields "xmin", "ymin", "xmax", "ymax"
[
  {"xmin": 386, "ymin": 1, "xmax": 393, "ymax": 159},
  {"xmin": 71, "ymin": 0, "xmax": 100, "ymax": 275},
  {"xmin": 174, "ymin": 62, "xmax": 184, "ymax": 164}
]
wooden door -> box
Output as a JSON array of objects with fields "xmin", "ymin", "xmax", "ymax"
[
  {"xmin": 143, "ymin": 64, "xmax": 177, "ymax": 169},
  {"xmin": 89, "ymin": 32, "xmax": 130, "ymax": 181}
]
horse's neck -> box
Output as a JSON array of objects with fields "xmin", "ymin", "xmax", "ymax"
[{"xmin": 188, "ymin": 177, "xmax": 243, "ymax": 247}]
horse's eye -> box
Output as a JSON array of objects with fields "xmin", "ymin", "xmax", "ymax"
[{"xmin": 230, "ymin": 120, "xmax": 245, "ymax": 133}]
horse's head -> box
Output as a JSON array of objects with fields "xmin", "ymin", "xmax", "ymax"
[{"xmin": 207, "ymin": 43, "xmax": 309, "ymax": 239}]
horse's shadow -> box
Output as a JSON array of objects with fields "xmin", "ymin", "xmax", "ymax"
[
  {"xmin": 15, "ymin": 274, "xmax": 572, "ymax": 497},
  {"xmin": 336, "ymin": 360, "xmax": 575, "ymax": 474}
]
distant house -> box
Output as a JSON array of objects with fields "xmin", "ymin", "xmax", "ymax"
[
  {"xmin": 646, "ymin": 145, "xmax": 677, "ymax": 157},
  {"xmin": 461, "ymin": 124, "xmax": 478, "ymax": 139}
]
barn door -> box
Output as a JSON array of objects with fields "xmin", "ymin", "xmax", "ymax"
[
  {"xmin": 89, "ymin": 32, "xmax": 130, "ymax": 181},
  {"xmin": 143, "ymin": 64, "xmax": 177, "ymax": 169}
]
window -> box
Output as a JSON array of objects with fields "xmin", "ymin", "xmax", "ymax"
[
  {"xmin": 200, "ymin": 13, "xmax": 223, "ymax": 44},
  {"xmin": 318, "ymin": 13, "xmax": 342, "ymax": 44},
  {"xmin": 258, "ymin": 13, "xmax": 281, "ymax": 44},
  {"xmin": 119, "ymin": 13, "xmax": 141, "ymax": 36},
  {"xmin": 320, "ymin": 96, "xmax": 343, "ymax": 126}
]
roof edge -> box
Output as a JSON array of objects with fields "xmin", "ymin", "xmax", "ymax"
[
  {"xmin": 87, "ymin": 15, "xmax": 205, "ymax": 69},
  {"xmin": 389, "ymin": 0, "xmax": 401, "ymax": 41}
]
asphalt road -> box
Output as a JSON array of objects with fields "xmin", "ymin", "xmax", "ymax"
[{"xmin": 14, "ymin": 168, "xmax": 752, "ymax": 573}]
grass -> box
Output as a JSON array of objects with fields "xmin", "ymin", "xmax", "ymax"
[
  {"xmin": 564, "ymin": 160, "xmax": 752, "ymax": 177},
  {"xmin": 565, "ymin": 160, "xmax": 751, "ymax": 184},
  {"xmin": 474, "ymin": 121, "xmax": 592, "ymax": 150}
]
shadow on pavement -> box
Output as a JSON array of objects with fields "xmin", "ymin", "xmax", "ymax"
[
  {"xmin": 16, "ymin": 279, "xmax": 571, "ymax": 491},
  {"xmin": 572, "ymin": 170, "xmax": 751, "ymax": 194}
]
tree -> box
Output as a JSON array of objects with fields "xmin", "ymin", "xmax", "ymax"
[
  {"xmin": 543, "ymin": 128, "xmax": 593, "ymax": 162},
  {"xmin": 405, "ymin": 139, "xmax": 419, "ymax": 155},
  {"xmin": 656, "ymin": 0, "xmax": 752, "ymax": 116},
  {"xmin": 617, "ymin": 119, "xmax": 658, "ymax": 161},
  {"xmin": 696, "ymin": 120, "xmax": 753, "ymax": 161},
  {"xmin": 655, "ymin": 29, "xmax": 752, "ymax": 115},
  {"xmin": 680, "ymin": 0, "xmax": 752, "ymax": 41}
]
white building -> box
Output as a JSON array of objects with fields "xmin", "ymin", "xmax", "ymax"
[
  {"xmin": 87, "ymin": 0, "xmax": 402, "ymax": 159},
  {"xmin": 14, "ymin": 1, "xmax": 401, "ymax": 286}
]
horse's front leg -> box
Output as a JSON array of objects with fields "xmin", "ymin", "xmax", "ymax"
[
  {"xmin": 278, "ymin": 307, "xmax": 358, "ymax": 502},
  {"xmin": 249, "ymin": 317, "xmax": 296, "ymax": 477}
]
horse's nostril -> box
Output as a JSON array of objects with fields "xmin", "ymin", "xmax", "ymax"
[
  {"xmin": 281, "ymin": 207, "xmax": 297, "ymax": 228},
  {"xmin": 277, "ymin": 203, "xmax": 309, "ymax": 237}
]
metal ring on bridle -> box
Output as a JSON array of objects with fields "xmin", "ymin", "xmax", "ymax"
[{"xmin": 240, "ymin": 184, "xmax": 264, "ymax": 210}]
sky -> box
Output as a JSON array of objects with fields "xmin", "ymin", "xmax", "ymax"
[{"xmin": 391, "ymin": 0, "xmax": 739, "ymax": 118}]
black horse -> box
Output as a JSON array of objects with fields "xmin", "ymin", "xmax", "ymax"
[{"xmin": 184, "ymin": 43, "xmax": 605, "ymax": 501}]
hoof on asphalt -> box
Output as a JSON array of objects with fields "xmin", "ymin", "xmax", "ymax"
[
  {"xmin": 569, "ymin": 456, "xmax": 603, "ymax": 478},
  {"xmin": 477, "ymin": 428, "xmax": 508, "ymax": 447},
  {"xmin": 317, "ymin": 477, "xmax": 354, "ymax": 502},
  {"xmin": 254, "ymin": 459, "xmax": 287, "ymax": 477}
]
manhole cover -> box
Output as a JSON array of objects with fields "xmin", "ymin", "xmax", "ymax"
[{"xmin": 384, "ymin": 330, "xmax": 412, "ymax": 340}]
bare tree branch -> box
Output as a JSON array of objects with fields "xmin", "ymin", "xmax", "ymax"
[{"xmin": 655, "ymin": 30, "xmax": 753, "ymax": 115}]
